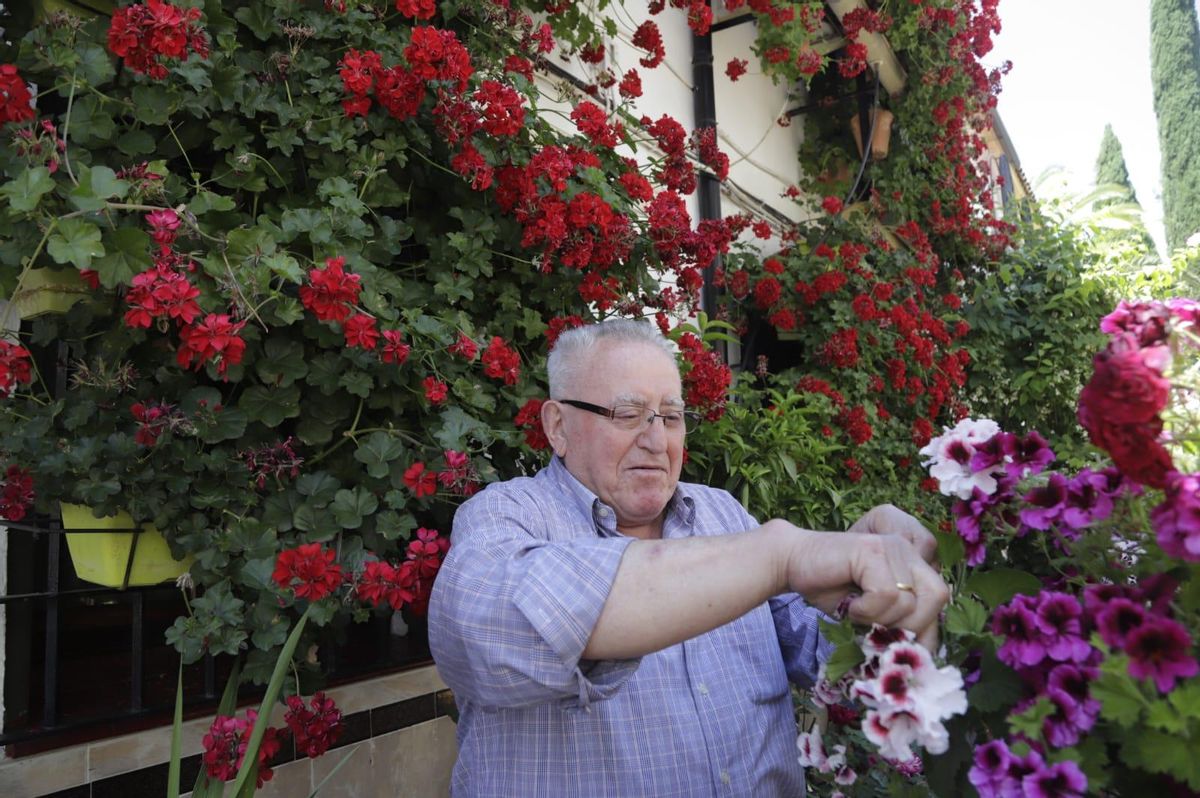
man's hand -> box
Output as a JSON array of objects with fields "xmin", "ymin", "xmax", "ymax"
[
  {"xmin": 848, "ymin": 503, "xmax": 939, "ymax": 565},
  {"xmin": 770, "ymin": 511, "xmax": 950, "ymax": 651}
]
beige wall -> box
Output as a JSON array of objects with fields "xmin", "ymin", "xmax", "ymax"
[{"xmin": 0, "ymin": 665, "xmax": 457, "ymax": 798}]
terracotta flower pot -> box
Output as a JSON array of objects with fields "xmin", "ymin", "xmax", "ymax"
[{"xmin": 849, "ymin": 108, "xmax": 895, "ymax": 161}]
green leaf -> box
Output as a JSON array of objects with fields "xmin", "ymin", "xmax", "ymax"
[
  {"xmin": 354, "ymin": 431, "xmax": 407, "ymax": 479},
  {"xmin": 1146, "ymin": 698, "xmax": 1187, "ymax": 733},
  {"xmin": 944, "ymin": 595, "xmax": 988, "ymax": 636},
  {"xmin": 962, "ymin": 568, "xmax": 1042, "ymax": 608},
  {"xmin": 117, "ymin": 129, "xmax": 157, "ymax": 156},
  {"xmin": 1093, "ymin": 656, "xmax": 1148, "ymax": 728},
  {"xmin": 331, "ymin": 487, "xmax": 378, "ymax": 529},
  {"xmin": 255, "ymin": 337, "xmax": 308, "ymax": 388},
  {"xmin": 1007, "ymin": 695, "xmax": 1053, "ymax": 740},
  {"xmin": 967, "ymin": 648, "xmax": 1023, "ymax": 713},
  {"xmin": 338, "ymin": 370, "xmax": 373, "ymax": 398},
  {"xmin": 77, "ymin": 42, "xmax": 116, "ymax": 86},
  {"xmin": 296, "ymin": 472, "xmax": 341, "ymax": 505},
  {"xmin": 238, "ymin": 385, "xmax": 301, "ymax": 428},
  {"xmin": 375, "ymin": 510, "xmax": 417, "ymax": 540},
  {"xmin": 435, "ymin": 406, "xmax": 490, "ymax": 451},
  {"xmin": 68, "ymin": 94, "xmax": 116, "ymax": 144},
  {"xmin": 1121, "ymin": 730, "xmax": 1200, "ymax": 789},
  {"xmin": 131, "ymin": 84, "xmax": 172, "ymax": 125},
  {"xmin": 1168, "ymin": 681, "xmax": 1200, "ymax": 720},
  {"xmin": 234, "ymin": 3, "xmax": 276, "ymax": 39},
  {"xmin": 1, "ymin": 166, "xmax": 55, "ymax": 214},
  {"xmin": 934, "ymin": 526, "xmax": 965, "ymax": 569},
  {"xmin": 68, "ymin": 165, "xmax": 130, "ymax": 212},
  {"xmin": 189, "ymin": 189, "xmax": 237, "ymax": 216},
  {"xmin": 47, "ymin": 219, "xmax": 105, "ymax": 270},
  {"xmin": 93, "ymin": 227, "xmax": 153, "ymax": 287}
]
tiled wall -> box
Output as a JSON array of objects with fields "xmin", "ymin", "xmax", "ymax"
[{"xmin": 0, "ymin": 665, "xmax": 458, "ymax": 798}]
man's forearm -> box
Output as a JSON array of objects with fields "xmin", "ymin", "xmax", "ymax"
[{"xmin": 582, "ymin": 521, "xmax": 798, "ymax": 660}]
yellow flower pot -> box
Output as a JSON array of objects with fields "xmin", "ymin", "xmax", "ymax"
[
  {"xmin": 7, "ymin": 268, "xmax": 91, "ymax": 319},
  {"xmin": 60, "ymin": 503, "xmax": 193, "ymax": 588}
]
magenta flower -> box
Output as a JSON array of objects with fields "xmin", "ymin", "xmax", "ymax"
[
  {"xmin": 1008, "ymin": 430, "xmax": 1055, "ymax": 479},
  {"xmin": 1083, "ymin": 582, "xmax": 1134, "ymax": 619},
  {"xmin": 968, "ymin": 740, "xmax": 1014, "ymax": 798},
  {"xmin": 1042, "ymin": 665, "xmax": 1100, "ymax": 747},
  {"xmin": 1035, "ymin": 592, "xmax": 1092, "ymax": 663},
  {"xmin": 1020, "ymin": 473, "xmax": 1069, "ymax": 532},
  {"xmin": 1125, "ymin": 617, "xmax": 1199, "ymax": 693},
  {"xmin": 993, "ymin": 595, "xmax": 1048, "ymax": 668},
  {"xmin": 1022, "ymin": 759, "xmax": 1088, "ymax": 798},
  {"xmin": 1060, "ymin": 469, "xmax": 1114, "ymax": 531},
  {"xmin": 1100, "ymin": 299, "xmax": 1171, "ymax": 347},
  {"xmin": 1150, "ymin": 471, "xmax": 1200, "ymax": 562},
  {"xmin": 1095, "ymin": 598, "xmax": 1146, "ymax": 650},
  {"xmin": 1136, "ymin": 572, "xmax": 1180, "ymax": 615},
  {"xmin": 970, "ymin": 432, "xmax": 1015, "ymax": 473}
]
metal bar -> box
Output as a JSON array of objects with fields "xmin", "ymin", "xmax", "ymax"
[
  {"xmin": 204, "ymin": 651, "xmax": 216, "ymax": 700},
  {"xmin": 43, "ymin": 517, "xmax": 61, "ymax": 727},
  {"xmin": 121, "ymin": 527, "xmax": 142, "ymax": 591},
  {"xmin": 0, "ymin": 522, "xmax": 141, "ymax": 534},
  {"xmin": 0, "ymin": 583, "xmax": 178, "ymax": 605},
  {"xmin": 709, "ymin": 12, "xmax": 754, "ymax": 32},
  {"xmin": 131, "ymin": 591, "xmax": 144, "ymax": 712}
]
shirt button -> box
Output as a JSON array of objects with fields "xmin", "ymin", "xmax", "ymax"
[
  {"xmin": 597, "ymin": 507, "xmax": 609, "ymax": 518},
  {"xmin": 720, "ymin": 771, "xmax": 730, "ymax": 785},
  {"xmin": 697, "ymin": 683, "xmax": 709, "ymax": 696}
]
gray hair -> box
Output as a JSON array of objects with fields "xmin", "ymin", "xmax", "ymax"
[{"xmin": 547, "ymin": 319, "xmax": 678, "ymax": 399}]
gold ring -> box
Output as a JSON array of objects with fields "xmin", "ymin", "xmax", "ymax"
[{"xmin": 895, "ymin": 582, "xmax": 916, "ymax": 593}]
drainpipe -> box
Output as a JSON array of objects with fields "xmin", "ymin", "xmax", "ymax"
[{"xmin": 692, "ymin": 26, "xmax": 722, "ymax": 320}]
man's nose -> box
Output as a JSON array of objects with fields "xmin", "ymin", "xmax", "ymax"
[{"xmin": 636, "ymin": 415, "xmax": 669, "ymax": 451}]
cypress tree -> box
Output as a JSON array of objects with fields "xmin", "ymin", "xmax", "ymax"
[
  {"xmin": 1095, "ymin": 124, "xmax": 1139, "ymax": 207},
  {"xmin": 1150, "ymin": 0, "xmax": 1200, "ymax": 250}
]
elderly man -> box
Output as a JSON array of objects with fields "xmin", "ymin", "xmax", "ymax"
[{"xmin": 428, "ymin": 319, "xmax": 948, "ymax": 797}]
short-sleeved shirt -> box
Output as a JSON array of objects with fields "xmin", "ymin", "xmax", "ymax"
[{"xmin": 428, "ymin": 456, "xmax": 833, "ymax": 797}]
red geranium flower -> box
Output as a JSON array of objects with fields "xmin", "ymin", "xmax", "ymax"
[
  {"xmin": 403, "ymin": 462, "xmax": 437, "ymax": 498},
  {"xmin": 272, "ymin": 543, "xmax": 344, "ymax": 601},
  {"xmin": 0, "ymin": 340, "xmax": 33, "ymax": 396},
  {"xmin": 284, "ymin": 692, "xmax": 345, "ymax": 758},
  {"xmin": 176, "ymin": 314, "xmax": 247, "ymax": 377},
  {"xmin": 422, "ymin": 376, "xmax": 449, "ymax": 404},
  {"xmin": 380, "ymin": 330, "xmax": 412, "ymax": 365},
  {"xmin": 481, "ymin": 337, "xmax": 521, "ymax": 385},
  {"xmin": 0, "ymin": 65, "xmax": 36, "ymax": 125},
  {"xmin": 300, "ymin": 256, "xmax": 361, "ymax": 322}
]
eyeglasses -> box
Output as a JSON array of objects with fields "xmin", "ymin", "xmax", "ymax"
[{"xmin": 559, "ymin": 400, "xmax": 701, "ymax": 434}]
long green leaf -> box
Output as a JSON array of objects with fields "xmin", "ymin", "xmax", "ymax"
[
  {"xmin": 308, "ymin": 745, "xmax": 362, "ymax": 797},
  {"xmin": 168, "ymin": 660, "xmax": 184, "ymax": 798},
  {"xmin": 192, "ymin": 659, "xmax": 242, "ymax": 798},
  {"xmin": 229, "ymin": 608, "xmax": 310, "ymax": 796}
]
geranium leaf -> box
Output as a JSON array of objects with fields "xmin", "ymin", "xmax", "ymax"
[
  {"xmin": 255, "ymin": 337, "xmax": 308, "ymax": 387},
  {"xmin": 1093, "ymin": 656, "xmax": 1148, "ymax": 727},
  {"xmin": 1, "ymin": 166, "xmax": 55, "ymax": 214},
  {"xmin": 238, "ymin": 384, "xmax": 301, "ymax": 428},
  {"xmin": 296, "ymin": 472, "xmax": 341, "ymax": 505},
  {"xmin": 354, "ymin": 431, "xmax": 407, "ymax": 479},
  {"xmin": 331, "ymin": 487, "xmax": 378, "ymax": 529},
  {"xmin": 69, "ymin": 165, "xmax": 129, "ymax": 212},
  {"xmin": 435, "ymin": 406, "xmax": 490, "ymax": 451},
  {"xmin": 944, "ymin": 595, "xmax": 988, "ymax": 636},
  {"xmin": 376, "ymin": 510, "xmax": 417, "ymax": 541},
  {"xmin": 962, "ymin": 568, "xmax": 1041, "ymax": 608},
  {"xmin": 93, "ymin": 227, "xmax": 152, "ymax": 287}
]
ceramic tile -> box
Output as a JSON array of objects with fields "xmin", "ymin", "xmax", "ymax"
[
  {"xmin": 328, "ymin": 666, "xmax": 445, "ymax": 716},
  {"xmin": 373, "ymin": 718, "xmax": 457, "ymax": 798},
  {"xmin": 309, "ymin": 739, "xmax": 377, "ymax": 798},
  {"xmin": 86, "ymin": 716, "xmax": 209, "ymax": 781},
  {"xmin": 255, "ymin": 757, "xmax": 313, "ymax": 798},
  {"xmin": 0, "ymin": 743, "xmax": 88, "ymax": 798},
  {"xmin": 371, "ymin": 695, "xmax": 435, "ymax": 736}
]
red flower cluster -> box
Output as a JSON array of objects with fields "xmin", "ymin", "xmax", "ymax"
[
  {"xmin": 124, "ymin": 262, "xmax": 202, "ymax": 329},
  {"xmin": 482, "ymin": 337, "xmax": 521, "ymax": 385},
  {"xmin": 201, "ymin": 710, "xmax": 282, "ymax": 787},
  {"xmin": 514, "ymin": 398, "xmax": 549, "ymax": 449},
  {"xmin": 404, "ymin": 461, "xmax": 438, "ymax": 497},
  {"xmin": 130, "ymin": 401, "xmax": 186, "ymax": 446},
  {"xmin": 725, "ymin": 58, "xmax": 748, "ymax": 81},
  {"xmin": 395, "ymin": 0, "xmax": 437, "ymax": 19},
  {"xmin": 0, "ymin": 340, "xmax": 32, "ymax": 397},
  {"xmin": 422, "ymin": 376, "xmax": 448, "ymax": 404},
  {"xmin": 571, "ymin": 101, "xmax": 621, "ymax": 149},
  {"xmin": 272, "ymin": 543, "xmax": 345, "ymax": 601},
  {"xmin": 0, "ymin": 465, "xmax": 34, "ymax": 522},
  {"xmin": 821, "ymin": 327, "xmax": 860, "ymax": 369},
  {"xmin": 0, "ymin": 64, "xmax": 35, "ymax": 125},
  {"xmin": 632, "ymin": 21, "xmax": 665, "ymax": 68},
  {"xmin": 438, "ymin": 450, "xmax": 480, "ymax": 496},
  {"xmin": 1078, "ymin": 331, "xmax": 1174, "ymax": 489},
  {"xmin": 107, "ymin": 0, "xmax": 209, "ymax": 80},
  {"xmin": 691, "ymin": 127, "xmax": 729, "ymax": 181},
  {"xmin": 300, "ymin": 256, "xmax": 361, "ymax": 322},
  {"xmin": 177, "ymin": 314, "xmax": 247, "ymax": 377},
  {"xmin": 677, "ymin": 333, "xmax": 731, "ymax": 420},
  {"xmin": 284, "ymin": 692, "xmax": 344, "ymax": 758},
  {"xmin": 358, "ymin": 559, "xmax": 420, "ymax": 610}
]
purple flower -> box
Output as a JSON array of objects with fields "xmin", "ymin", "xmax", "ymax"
[
  {"xmin": 993, "ymin": 595, "xmax": 1048, "ymax": 668},
  {"xmin": 972, "ymin": 432, "xmax": 1015, "ymax": 473},
  {"xmin": 1060, "ymin": 469, "xmax": 1114, "ymax": 530},
  {"xmin": 1035, "ymin": 592, "xmax": 1092, "ymax": 663},
  {"xmin": 1126, "ymin": 616, "xmax": 1200, "ymax": 693},
  {"xmin": 1083, "ymin": 582, "xmax": 1133, "ymax": 619},
  {"xmin": 1020, "ymin": 473, "xmax": 1069, "ymax": 531},
  {"xmin": 1009, "ymin": 431, "xmax": 1055, "ymax": 479},
  {"xmin": 1150, "ymin": 471, "xmax": 1200, "ymax": 562},
  {"xmin": 1095, "ymin": 598, "xmax": 1146, "ymax": 649},
  {"xmin": 968, "ymin": 740, "xmax": 1013, "ymax": 798},
  {"xmin": 1042, "ymin": 665, "xmax": 1100, "ymax": 747},
  {"xmin": 1022, "ymin": 759, "xmax": 1088, "ymax": 798},
  {"xmin": 1136, "ymin": 572, "xmax": 1180, "ymax": 615}
]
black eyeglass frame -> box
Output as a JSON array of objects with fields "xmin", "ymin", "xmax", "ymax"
[{"xmin": 558, "ymin": 399, "xmax": 702, "ymax": 434}]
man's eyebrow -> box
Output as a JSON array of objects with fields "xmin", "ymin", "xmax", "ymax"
[{"xmin": 613, "ymin": 393, "xmax": 685, "ymax": 408}]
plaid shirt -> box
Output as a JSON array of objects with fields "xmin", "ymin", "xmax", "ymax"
[{"xmin": 428, "ymin": 457, "xmax": 833, "ymax": 797}]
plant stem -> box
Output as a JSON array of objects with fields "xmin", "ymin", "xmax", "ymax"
[{"xmin": 61, "ymin": 72, "xmax": 80, "ymax": 187}]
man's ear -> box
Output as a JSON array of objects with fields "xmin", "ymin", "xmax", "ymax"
[{"xmin": 542, "ymin": 400, "xmax": 568, "ymax": 457}]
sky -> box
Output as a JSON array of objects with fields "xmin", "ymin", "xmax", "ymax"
[{"xmin": 988, "ymin": 0, "xmax": 1197, "ymax": 257}]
